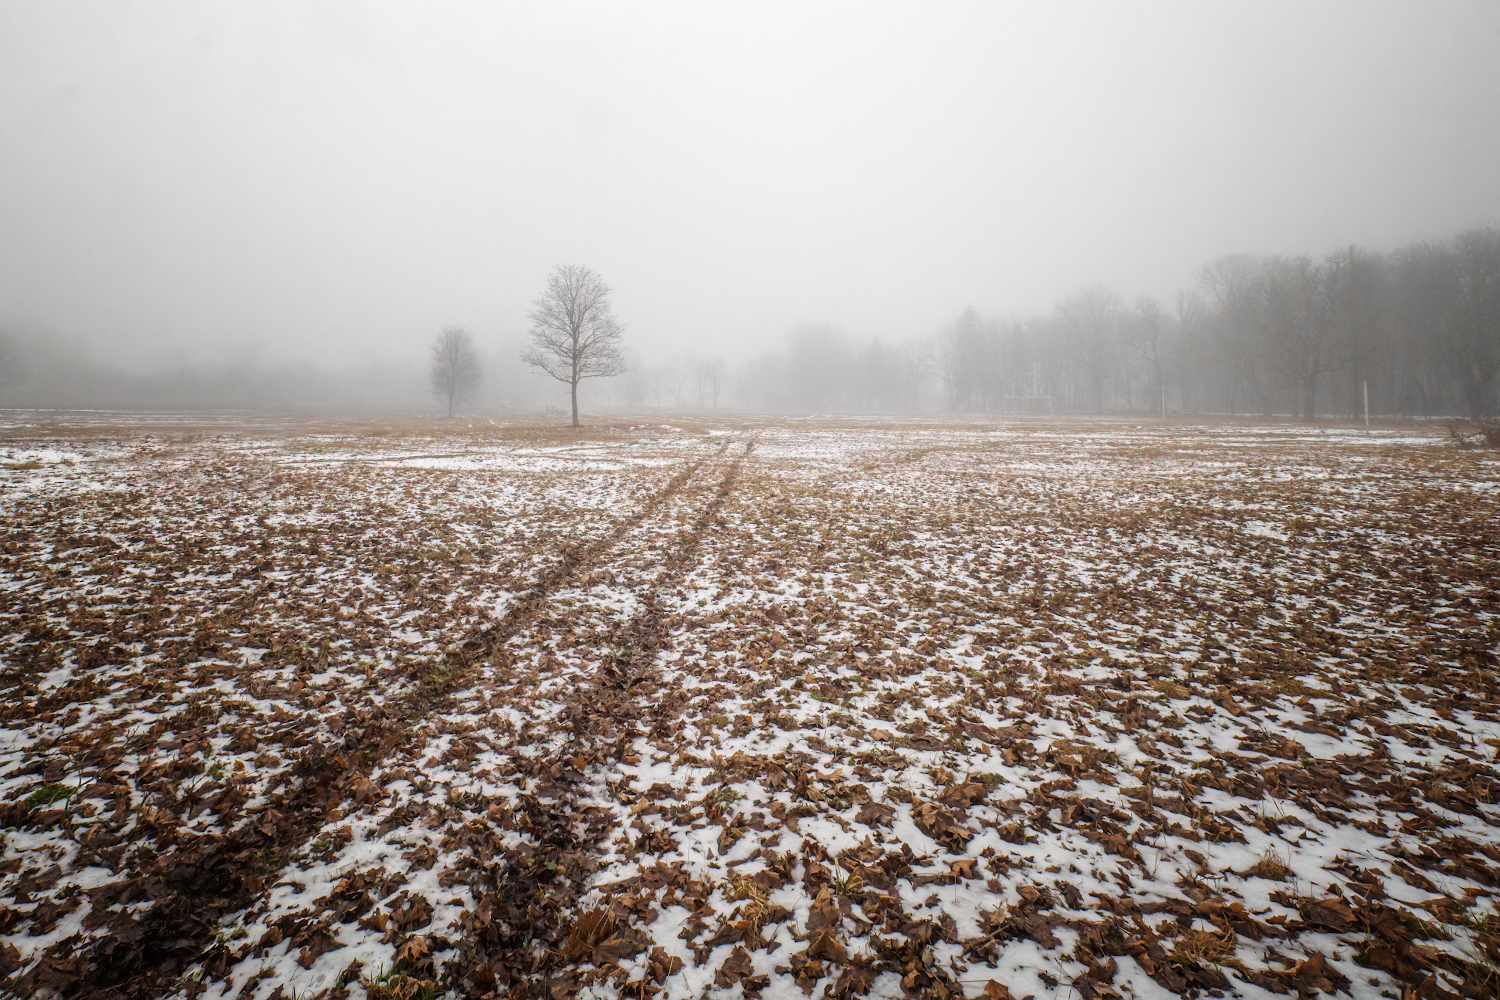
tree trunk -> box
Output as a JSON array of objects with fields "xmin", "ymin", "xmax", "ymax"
[
  {"xmin": 570, "ymin": 379, "xmax": 579, "ymax": 427},
  {"xmin": 1466, "ymin": 369, "xmax": 1498, "ymax": 417},
  {"xmin": 1301, "ymin": 371, "xmax": 1318, "ymax": 421}
]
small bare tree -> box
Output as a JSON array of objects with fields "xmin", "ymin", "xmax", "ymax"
[
  {"xmin": 522, "ymin": 264, "xmax": 626, "ymax": 426},
  {"xmin": 429, "ymin": 325, "xmax": 482, "ymax": 417},
  {"xmin": 695, "ymin": 356, "xmax": 726, "ymax": 409}
]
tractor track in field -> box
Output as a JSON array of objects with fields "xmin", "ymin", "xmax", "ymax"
[
  {"xmin": 442, "ymin": 443, "xmax": 750, "ymax": 999},
  {"xmin": 52, "ymin": 455, "xmax": 713, "ymax": 1000}
]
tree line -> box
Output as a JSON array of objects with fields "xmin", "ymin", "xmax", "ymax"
[
  {"xmin": 3, "ymin": 230, "xmax": 1495, "ymax": 419},
  {"xmin": 431, "ymin": 226, "xmax": 1499, "ymax": 421},
  {"xmin": 711, "ymin": 225, "xmax": 1500, "ymax": 418}
]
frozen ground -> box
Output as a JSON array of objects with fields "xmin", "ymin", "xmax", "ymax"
[{"xmin": 0, "ymin": 413, "xmax": 1497, "ymax": 1000}]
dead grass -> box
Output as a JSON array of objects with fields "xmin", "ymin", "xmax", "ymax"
[
  {"xmin": 1245, "ymin": 846, "xmax": 1295, "ymax": 881},
  {"xmin": 1168, "ymin": 926, "xmax": 1236, "ymax": 966}
]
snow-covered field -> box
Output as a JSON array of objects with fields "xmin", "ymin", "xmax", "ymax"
[{"xmin": 1, "ymin": 413, "xmax": 1497, "ymax": 1000}]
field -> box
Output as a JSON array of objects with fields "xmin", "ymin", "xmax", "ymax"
[{"xmin": 1, "ymin": 412, "xmax": 1498, "ymax": 1000}]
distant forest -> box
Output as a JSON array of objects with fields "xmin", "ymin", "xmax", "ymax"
[
  {"xmin": 713, "ymin": 226, "xmax": 1500, "ymax": 418},
  {"xmin": 2, "ymin": 226, "xmax": 1497, "ymax": 418}
]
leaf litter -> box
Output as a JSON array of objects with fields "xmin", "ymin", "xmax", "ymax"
[{"xmin": 0, "ymin": 415, "xmax": 1497, "ymax": 1000}]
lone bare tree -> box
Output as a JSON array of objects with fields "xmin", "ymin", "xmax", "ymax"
[
  {"xmin": 429, "ymin": 325, "xmax": 482, "ymax": 417},
  {"xmin": 522, "ymin": 263, "xmax": 627, "ymax": 426}
]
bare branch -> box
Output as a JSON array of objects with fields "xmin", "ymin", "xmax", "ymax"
[
  {"xmin": 521, "ymin": 264, "xmax": 628, "ymax": 425},
  {"xmin": 429, "ymin": 325, "xmax": 482, "ymax": 417}
]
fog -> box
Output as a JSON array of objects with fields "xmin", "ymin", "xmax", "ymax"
[{"xmin": 1, "ymin": 2, "xmax": 1498, "ymax": 413}]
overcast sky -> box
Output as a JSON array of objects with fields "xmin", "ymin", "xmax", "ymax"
[{"xmin": 1, "ymin": 1, "xmax": 1498, "ymax": 368}]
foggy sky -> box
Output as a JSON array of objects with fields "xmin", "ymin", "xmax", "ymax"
[{"xmin": 2, "ymin": 1, "xmax": 1498, "ymax": 369}]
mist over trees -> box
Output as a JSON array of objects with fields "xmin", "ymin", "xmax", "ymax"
[
  {"xmin": 1, "ymin": 226, "xmax": 1495, "ymax": 419},
  {"xmin": 428, "ymin": 326, "xmax": 482, "ymax": 417},
  {"xmin": 699, "ymin": 225, "xmax": 1499, "ymax": 418}
]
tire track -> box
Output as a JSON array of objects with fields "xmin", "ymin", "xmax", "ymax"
[
  {"xmin": 54, "ymin": 458, "xmax": 709, "ymax": 1000},
  {"xmin": 442, "ymin": 442, "xmax": 751, "ymax": 998}
]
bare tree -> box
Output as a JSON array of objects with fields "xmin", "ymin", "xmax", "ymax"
[
  {"xmin": 1447, "ymin": 228, "xmax": 1500, "ymax": 415},
  {"xmin": 522, "ymin": 264, "xmax": 627, "ymax": 426},
  {"xmin": 1057, "ymin": 285, "xmax": 1122, "ymax": 413},
  {"xmin": 669, "ymin": 358, "xmax": 691, "ymax": 408},
  {"xmin": 1201, "ymin": 255, "xmax": 1273, "ymax": 415},
  {"xmin": 429, "ymin": 325, "xmax": 482, "ymax": 417},
  {"xmin": 1174, "ymin": 289, "xmax": 1210, "ymax": 413},
  {"xmin": 703, "ymin": 357, "xmax": 726, "ymax": 409},
  {"xmin": 1130, "ymin": 296, "xmax": 1165, "ymax": 416},
  {"xmin": 937, "ymin": 306, "xmax": 995, "ymax": 411},
  {"xmin": 1258, "ymin": 254, "xmax": 1341, "ymax": 420},
  {"xmin": 590, "ymin": 224, "xmax": 1495, "ymax": 420},
  {"xmin": 691, "ymin": 356, "xmax": 726, "ymax": 408}
]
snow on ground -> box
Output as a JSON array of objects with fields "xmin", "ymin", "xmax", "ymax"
[{"xmin": 0, "ymin": 414, "xmax": 1496, "ymax": 1000}]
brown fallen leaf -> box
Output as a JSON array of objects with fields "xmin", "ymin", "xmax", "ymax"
[
  {"xmin": 296, "ymin": 923, "xmax": 344, "ymax": 969},
  {"xmin": 392, "ymin": 933, "xmax": 430, "ymax": 971},
  {"xmin": 806, "ymin": 887, "xmax": 847, "ymax": 963},
  {"xmin": 562, "ymin": 908, "xmax": 617, "ymax": 963},
  {"xmin": 1300, "ymin": 896, "xmax": 1356, "ymax": 932},
  {"xmin": 939, "ymin": 781, "xmax": 989, "ymax": 808},
  {"xmin": 594, "ymin": 926, "xmax": 651, "ymax": 966},
  {"xmin": 350, "ymin": 776, "xmax": 382, "ymax": 804},
  {"xmin": 647, "ymin": 945, "xmax": 684, "ymax": 984},
  {"xmin": 1287, "ymin": 951, "xmax": 1349, "ymax": 995},
  {"xmin": 831, "ymin": 964, "xmax": 876, "ymax": 997},
  {"xmin": 1415, "ymin": 896, "xmax": 1465, "ymax": 923},
  {"xmin": 985, "ymin": 983, "xmax": 1035, "ymax": 1000},
  {"xmin": 714, "ymin": 944, "xmax": 754, "ymax": 989},
  {"xmin": 1151, "ymin": 679, "xmax": 1192, "ymax": 700},
  {"xmin": 912, "ymin": 801, "xmax": 973, "ymax": 851}
]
